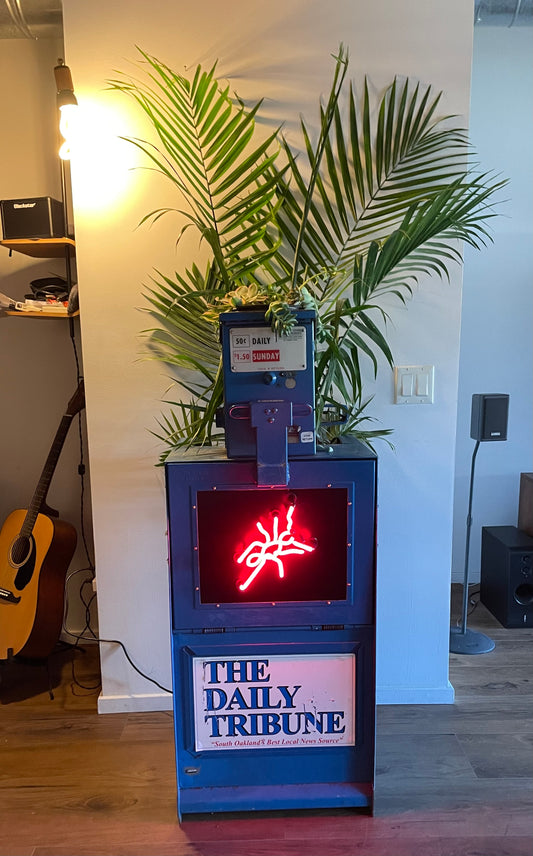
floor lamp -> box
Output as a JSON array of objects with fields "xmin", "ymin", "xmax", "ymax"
[{"xmin": 450, "ymin": 393, "xmax": 510, "ymax": 655}]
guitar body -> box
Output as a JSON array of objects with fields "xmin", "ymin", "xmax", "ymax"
[{"xmin": 0, "ymin": 509, "xmax": 77, "ymax": 660}]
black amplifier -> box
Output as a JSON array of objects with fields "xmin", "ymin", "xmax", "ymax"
[{"xmin": 0, "ymin": 197, "xmax": 65, "ymax": 240}]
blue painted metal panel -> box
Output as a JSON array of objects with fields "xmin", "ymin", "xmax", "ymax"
[
  {"xmin": 219, "ymin": 309, "xmax": 316, "ymax": 461},
  {"xmin": 165, "ymin": 443, "xmax": 377, "ymax": 817},
  {"xmin": 165, "ymin": 444, "xmax": 376, "ymax": 631},
  {"xmin": 179, "ymin": 782, "xmax": 373, "ymax": 814},
  {"xmin": 171, "ymin": 627, "xmax": 375, "ymax": 816}
]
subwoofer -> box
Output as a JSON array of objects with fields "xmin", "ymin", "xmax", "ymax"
[{"xmin": 480, "ymin": 526, "xmax": 533, "ymax": 628}]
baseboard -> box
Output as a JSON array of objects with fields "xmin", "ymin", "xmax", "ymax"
[
  {"xmin": 97, "ymin": 692, "xmax": 173, "ymax": 713},
  {"xmin": 376, "ymin": 681, "xmax": 455, "ymax": 705}
]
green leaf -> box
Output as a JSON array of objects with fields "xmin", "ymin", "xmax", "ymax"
[{"xmin": 110, "ymin": 46, "xmax": 506, "ymax": 460}]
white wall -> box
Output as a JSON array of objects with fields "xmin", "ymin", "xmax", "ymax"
[
  {"xmin": 452, "ymin": 26, "xmax": 533, "ymax": 583},
  {"xmin": 0, "ymin": 37, "xmax": 95, "ymax": 642},
  {"xmin": 62, "ymin": 0, "xmax": 477, "ymax": 711}
]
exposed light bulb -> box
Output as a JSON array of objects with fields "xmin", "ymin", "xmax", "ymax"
[
  {"xmin": 54, "ymin": 59, "xmax": 78, "ymax": 160},
  {"xmin": 58, "ymin": 103, "xmax": 78, "ymax": 160}
]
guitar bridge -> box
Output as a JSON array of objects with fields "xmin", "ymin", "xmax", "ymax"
[{"xmin": 0, "ymin": 587, "xmax": 21, "ymax": 604}]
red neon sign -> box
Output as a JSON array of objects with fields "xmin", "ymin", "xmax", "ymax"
[
  {"xmin": 196, "ymin": 487, "xmax": 348, "ymax": 604},
  {"xmin": 236, "ymin": 502, "xmax": 315, "ymax": 592}
]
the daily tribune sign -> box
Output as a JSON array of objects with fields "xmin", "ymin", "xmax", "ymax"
[{"xmin": 193, "ymin": 654, "xmax": 356, "ymax": 751}]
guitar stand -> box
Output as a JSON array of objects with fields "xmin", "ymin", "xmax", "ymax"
[
  {"xmin": 1, "ymin": 640, "xmax": 89, "ymax": 703},
  {"xmin": 0, "ymin": 652, "xmax": 53, "ymax": 699},
  {"xmin": 9, "ymin": 652, "xmax": 56, "ymax": 700}
]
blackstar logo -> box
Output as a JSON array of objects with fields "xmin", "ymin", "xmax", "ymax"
[{"xmin": 13, "ymin": 202, "xmax": 36, "ymax": 209}]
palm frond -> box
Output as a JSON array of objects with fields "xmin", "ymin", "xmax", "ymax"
[
  {"xmin": 275, "ymin": 74, "xmax": 505, "ymax": 306},
  {"xmin": 108, "ymin": 48, "xmax": 283, "ymax": 289},
  {"xmin": 141, "ymin": 265, "xmax": 221, "ymax": 372},
  {"xmin": 112, "ymin": 47, "xmax": 506, "ymax": 457}
]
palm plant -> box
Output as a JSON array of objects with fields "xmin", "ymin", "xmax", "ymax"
[{"xmin": 109, "ymin": 45, "xmax": 505, "ymax": 460}]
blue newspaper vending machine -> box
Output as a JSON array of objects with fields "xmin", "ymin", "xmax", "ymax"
[{"xmin": 165, "ymin": 310, "xmax": 376, "ymax": 818}]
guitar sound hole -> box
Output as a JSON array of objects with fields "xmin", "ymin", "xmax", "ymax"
[
  {"xmin": 11, "ymin": 536, "xmax": 32, "ymax": 567},
  {"xmin": 13, "ymin": 535, "xmax": 36, "ymax": 590}
]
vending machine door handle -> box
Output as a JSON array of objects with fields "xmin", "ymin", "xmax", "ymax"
[{"xmin": 250, "ymin": 400, "xmax": 293, "ymax": 487}]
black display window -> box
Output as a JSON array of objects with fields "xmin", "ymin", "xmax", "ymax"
[{"xmin": 196, "ymin": 488, "xmax": 348, "ymax": 604}]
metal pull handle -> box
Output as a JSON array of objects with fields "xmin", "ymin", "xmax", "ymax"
[
  {"xmin": 228, "ymin": 404, "xmax": 251, "ymax": 421},
  {"xmin": 229, "ymin": 403, "xmax": 312, "ymax": 421}
]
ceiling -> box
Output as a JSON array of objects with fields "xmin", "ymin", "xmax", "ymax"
[
  {"xmin": 0, "ymin": 0, "xmax": 62, "ymax": 39},
  {"xmin": 475, "ymin": 0, "xmax": 533, "ymax": 24},
  {"xmin": 0, "ymin": 0, "xmax": 531, "ymax": 39}
]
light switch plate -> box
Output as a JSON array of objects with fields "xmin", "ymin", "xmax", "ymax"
[{"xmin": 394, "ymin": 365, "xmax": 434, "ymax": 404}]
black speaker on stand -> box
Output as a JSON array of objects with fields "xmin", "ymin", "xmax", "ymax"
[{"xmin": 450, "ymin": 393, "xmax": 510, "ymax": 655}]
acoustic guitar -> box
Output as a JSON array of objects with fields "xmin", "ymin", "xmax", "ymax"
[{"xmin": 0, "ymin": 380, "xmax": 85, "ymax": 661}]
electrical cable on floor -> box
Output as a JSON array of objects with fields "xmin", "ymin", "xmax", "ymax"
[
  {"xmin": 468, "ymin": 584, "xmax": 481, "ymax": 616},
  {"xmin": 62, "ymin": 574, "xmax": 172, "ymax": 694},
  {"xmin": 97, "ymin": 638, "xmax": 172, "ymax": 694},
  {"xmin": 67, "ymin": 642, "xmax": 100, "ymax": 695},
  {"xmin": 62, "ymin": 625, "xmax": 172, "ymax": 695},
  {"xmin": 451, "ymin": 583, "xmax": 481, "ymax": 625},
  {"xmin": 62, "ymin": 569, "xmax": 99, "ymax": 693}
]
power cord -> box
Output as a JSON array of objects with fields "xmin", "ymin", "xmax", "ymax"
[
  {"xmin": 68, "ymin": 330, "xmax": 94, "ymax": 574},
  {"xmin": 467, "ymin": 584, "xmax": 481, "ymax": 616},
  {"xmin": 62, "ymin": 570, "xmax": 172, "ymax": 695},
  {"xmin": 66, "ymin": 332, "xmax": 172, "ymax": 696}
]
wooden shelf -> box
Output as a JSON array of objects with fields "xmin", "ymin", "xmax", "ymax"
[
  {"xmin": 0, "ymin": 237, "xmax": 75, "ymax": 258},
  {"xmin": 1, "ymin": 236, "xmax": 78, "ymax": 319},
  {"xmin": 5, "ymin": 309, "xmax": 79, "ymax": 319}
]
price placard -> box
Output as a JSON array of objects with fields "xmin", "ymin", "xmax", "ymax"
[{"xmin": 230, "ymin": 326, "xmax": 307, "ymax": 372}]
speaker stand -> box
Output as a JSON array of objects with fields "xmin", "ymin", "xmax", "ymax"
[
  {"xmin": 450, "ymin": 625, "xmax": 495, "ymax": 654},
  {"xmin": 450, "ymin": 439, "xmax": 495, "ymax": 655}
]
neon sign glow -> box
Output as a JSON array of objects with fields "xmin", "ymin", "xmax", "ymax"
[{"xmin": 236, "ymin": 503, "xmax": 316, "ymax": 592}]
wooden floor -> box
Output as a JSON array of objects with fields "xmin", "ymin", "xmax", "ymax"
[{"xmin": 1, "ymin": 589, "xmax": 531, "ymax": 856}]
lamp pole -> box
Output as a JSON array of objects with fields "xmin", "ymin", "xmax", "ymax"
[{"xmin": 54, "ymin": 59, "xmax": 77, "ymax": 331}]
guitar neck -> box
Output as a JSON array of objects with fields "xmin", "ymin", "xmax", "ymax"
[{"xmin": 20, "ymin": 412, "xmax": 75, "ymax": 538}]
